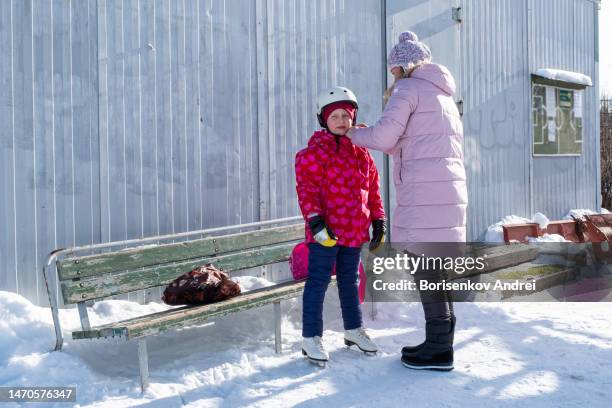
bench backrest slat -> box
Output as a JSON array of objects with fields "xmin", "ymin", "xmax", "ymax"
[
  {"xmin": 60, "ymin": 241, "xmax": 299, "ymax": 303},
  {"xmin": 57, "ymin": 224, "xmax": 304, "ymax": 280}
]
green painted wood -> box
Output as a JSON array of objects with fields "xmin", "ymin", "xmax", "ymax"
[
  {"xmin": 58, "ymin": 223, "xmax": 304, "ymax": 280},
  {"xmin": 70, "ymin": 278, "xmax": 337, "ymax": 340},
  {"xmin": 480, "ymin": 245, "xmax": 540, "ymax": 273},
  {"xmin": 450, "ymin": 244, "xmax": 540, "ymax": 279},
  {"xmin": 61, "ymin": 242, "xmax": 298, "ymax": 303},
  {"xmin": 72, "ymin": 326, "xmax": 127, "ymax": 340}
]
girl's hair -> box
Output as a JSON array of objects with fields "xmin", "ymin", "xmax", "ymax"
[{"xmin": 383, "ymin": 59, "xmax": 430, "ymax": 105}]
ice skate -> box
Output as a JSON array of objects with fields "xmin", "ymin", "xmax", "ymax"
[
  {"xmin": 344, "ymin": 327, "xmax": 378, "ymax": 355},
  {"xmin": 302, "ymin": 336, "xmax": 329, "ymax": 367}
]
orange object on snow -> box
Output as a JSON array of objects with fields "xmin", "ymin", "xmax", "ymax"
[{"xmin": 501, "ymin": 214, "xmax": 612, "ymax": 244}]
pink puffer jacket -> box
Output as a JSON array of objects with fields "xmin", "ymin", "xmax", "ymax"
[{"xmin": 351, "ymin": 63, "xmax": 467, "ymax": 243}]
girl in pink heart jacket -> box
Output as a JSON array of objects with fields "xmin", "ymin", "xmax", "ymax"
[{"xmin": 294, "ymin": 87, "xmax": 386, "ymax": 364}]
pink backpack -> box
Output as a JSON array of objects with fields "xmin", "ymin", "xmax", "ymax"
[{"xmin": 289, "ymin": 242, "xmax": 366, "ymax": 304}]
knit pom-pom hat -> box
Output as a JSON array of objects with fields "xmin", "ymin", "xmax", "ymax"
[{"xmin": 387, "ymin": 31, "xmax": 432, "ymax": 70}]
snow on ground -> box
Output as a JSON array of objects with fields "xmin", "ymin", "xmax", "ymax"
[
  {"xmin": 2, "ymin": 210, "xmax": 612, "ymax": 407},
  {"xmin": 1, "ymin": 294, "xmax": 612, "ymax": 407}
]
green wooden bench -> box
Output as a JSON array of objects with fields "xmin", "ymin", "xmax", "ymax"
[{"xmin": 42, "ymin": 218, "xmax": 312, "ymax": 392}]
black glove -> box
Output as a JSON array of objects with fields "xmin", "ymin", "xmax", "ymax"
[
  {"xmin": 369, "ymin": 219, "xmax": 386, "ymax": 251},
  {"xmin": 308, "ymin": 215, "xmax": 338, "ymax": 247}
]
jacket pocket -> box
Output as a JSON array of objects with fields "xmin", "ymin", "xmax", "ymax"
[{"xmin": 393, "ymin": 148, "xmax": 404, "ymax": 185}]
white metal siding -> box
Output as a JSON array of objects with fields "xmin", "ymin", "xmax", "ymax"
[{"xmin": 0, "ymin": 0, "xmax": 384, "ymax": 305}]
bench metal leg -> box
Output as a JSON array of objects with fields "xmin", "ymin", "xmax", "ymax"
[
  {"xmin": 138, "ymin": 339, "xmax": 150, "ymax": 392},
  {"xmin": 42, "ymin": 262, "xmax": 64, "ymax": 351},
  {"xmin": 273, "ymin": 300, "xmax": 282, "ymax": 354},
  {"xmin": 77, "ymin": 302, "xmax": 92, "ymax": 330}
]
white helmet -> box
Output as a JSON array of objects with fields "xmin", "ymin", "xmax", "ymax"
[{"xmin": 316, "ymin": 86, "xmax": 359, "ymax": 127}]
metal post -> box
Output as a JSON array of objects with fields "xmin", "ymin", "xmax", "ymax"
[
  {"xmin": 138, "ymin": 339, "xmax": 150, "ymax": 392},
  {"xmin": 77, "ymin": 302, "xmax": 91, "ymax": 331},
  {"xmin": 370, "ymin": 281, "xmax": 378, "ymax": 321},
  {"xmin": 377, "ymin": 0, "xmax": 388, "ymax": 323},
  {"xmin": 42, "ymin": 259, "xmax": 64, "ymax": 351},
  {"xmin": 273, "ymin": 301, "xmax": 282, "ymax": 354}
]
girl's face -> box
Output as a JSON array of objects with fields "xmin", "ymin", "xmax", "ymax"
[
  {"xmin": 390, "ymin": 66, "xmax": 404, "ymax": 80},
  {"xmin": 326, "ymin": 108, "xmax": 353, "ymax": 135}
]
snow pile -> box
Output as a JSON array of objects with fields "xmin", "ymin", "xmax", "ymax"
[
  {"xmin": 1, "ymin": 291, "xmax": 611, "ymax": 407},
  {"xmin": 485, "ymin": 208, "xmax": 607, "ymax": 242},
  {"xmin": 533, "ymin": 212, "xmax": 550, "ymax": 230},
  {"xmin": 484, "ymin": 215, "xmax": 532, "ymax": 242},
  {"xmin": 534, "ymin": 68, "xmax": 593, "ymax": 86},
  {"xmin": 526, "ymin": 234, "xmax": 568, "ymax": 243},
  {"xmin": 563, "ymin": 209, "xmax": 599, "ymax": 220},
  {"xmin": 91, "ymin": 299, "xmax": 173, "ymax": 326},
  {"xmin": 233, "ymin": 276, "xmax": 276, "ymax": 292},
  {"xmin": 0, "ymin": 292, "xmax": 103, "ymax": 401}
]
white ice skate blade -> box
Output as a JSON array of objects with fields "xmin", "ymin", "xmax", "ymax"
[
  {"xmin": 344, "ymin": 339, "xmax": 378, "ymax": 355},
  {"xmin": 308, "ymin": 359, "xmax": 327, "ymax": 367},
  {"xmin": 401, "ymin": 361, "xmax": 454, "ymax": 371},
  {"xmin": 302, "ymin": 350, "xmax": 327, "ymax": 367}
]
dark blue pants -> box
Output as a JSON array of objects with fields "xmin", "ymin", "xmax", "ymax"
[{"xmin": 302, "ymin": 243, "xmax": 363, "ymax": 338}]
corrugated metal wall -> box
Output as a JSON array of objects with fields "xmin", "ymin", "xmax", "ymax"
[
  {"xmin": 0, "ymin": 0, "xmax": 384, "ymax": 305},
  {"xmin": 461, "ymin": 0, "xmax": 599, "ymax": 239},
  {"xmin": 461, "ymin": 0, "xmax": 532, "ymax": 240},
  {"xmin": 258, "ymin": 0, "xmax": 384, "ymax": 219},
  {"xmin": 97, "ymin": 0, "xmax": 261, "ymax": 244},
  {"xmin": 385, "ymin": 0, "xmax": 599, "ymax": 241},
  {"xmin": 385, "ymin": 0, "xmax": 462, "ymax": 238},
  {"xmin": 529, "ymin": 0, "xmax": 600, "ymax": 220},
  {"xmin": 0, "ymin": 0, "xmax": 600, "ymax": 304},
  {"xmin": 0, "ymin": 0, "xmax": 100, "ymax": 304}
]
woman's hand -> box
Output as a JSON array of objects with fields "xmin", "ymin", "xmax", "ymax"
[{"xmin": 346, "ymin": 123, "xmax": 368, "ymax": 139}]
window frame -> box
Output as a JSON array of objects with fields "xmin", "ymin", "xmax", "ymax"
[{"xmin": 531, "ymin": 74, "xmax": 586, "ymax": 157}]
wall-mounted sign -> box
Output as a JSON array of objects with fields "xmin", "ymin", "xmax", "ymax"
[
  {"xmin": 559, "ymin": 90, "xmax": 572, "ymax": 108},
  {"xmin": 532, "ymin": 81, "xmax": 583, "ymax": 156}
]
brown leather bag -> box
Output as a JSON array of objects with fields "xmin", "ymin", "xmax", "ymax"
[{"xmin": 162, "ymin": 264, "xmax": 241, "ymax": 306}]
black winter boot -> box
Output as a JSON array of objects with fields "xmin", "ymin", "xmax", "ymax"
[
  {"xmin": 401, "ymin": 341, "xmax": 425, "ymax": 355},
  {"xmin": 401, "ymin": 318, "xmax": 454, "ymax": 371},
  {"xmin": 401, "ymin": 315, "xmax": 455, "ymax": 355},
  {"xmin": 449, "ymin": 313, "xmax": 456, "ymax": 345},
  {"xmin": 401, "ymin": 347, "xmax": 454, "ymax": 371},
  {"xmin": 401, "ymin": 252, "xmax": 456, "ymax": 369}
]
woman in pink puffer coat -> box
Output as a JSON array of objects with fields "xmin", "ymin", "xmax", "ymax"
[
  {"xmin": 348, "ymin": 35, "xmax": 467, "ymax": 243},
  {"xmin": 347, "ymin": 31, "xmax": 467, "ymax": 372}
]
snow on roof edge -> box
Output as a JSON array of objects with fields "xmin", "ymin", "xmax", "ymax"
[{"xmin": 533, "ymin": 68, "xmax": 593, "ymax": 87}]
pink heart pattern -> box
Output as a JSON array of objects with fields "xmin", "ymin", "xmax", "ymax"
[{"xmin": 295, "ymin": 130, "xmax": 386, "ymax": 247}]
